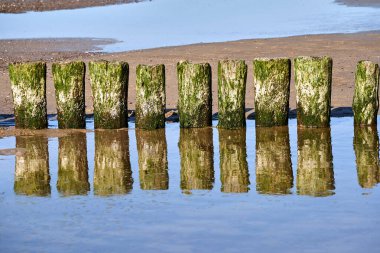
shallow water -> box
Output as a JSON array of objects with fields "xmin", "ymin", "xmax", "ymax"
[
  {"xmin": 1, "ymin": 0, "xmax": 380, "ymax": 51},
  {"xmin": 0, "ymin": 117, "xmax": 379, "ymax": 252}
]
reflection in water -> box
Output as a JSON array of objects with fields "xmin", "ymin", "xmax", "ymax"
[
  {"xmin": 57, "ymin": 132, "xmax": 89, "ymax": 196},
  {"xmin": 256, "ymin": 127, "xmax": 293, "ymax": 194},
  {"xmin": 179, "ymin": 128, "xmax": 214, "ymax": 191},
  {"xmin": 353, "ymin": 126, "xmax": 380, "ymax": 188},
  {"xmin": 136, "ymin": 129, "xmax": 168, "ymax": 190},
  {"xmin": 14, "ymin": 136, "xmax": 50, "ymax": 196},
  {"xmin": 94, "ymin": 130, "xmax": 133, "ymax": 196},
  {"xmin": 297, "ymin": 128, "xmax": 335, "ymax": 197},
  {"xmin": 219, "ymin": 129, "xmax": 249, "ymax": 193}
]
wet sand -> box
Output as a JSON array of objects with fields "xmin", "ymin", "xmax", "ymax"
[{"xmin": 1, "ymin": 32, "xmax": 380, "ymax": 116}]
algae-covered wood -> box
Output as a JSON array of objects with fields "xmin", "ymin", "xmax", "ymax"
[
  {"xmin": 57, "ymin": 133, "xmax": 89, "ymax": 196},
  {"xmin": 52, "ymin": 61, "xmax": 86, "ymax": 129},
  {"xmin": 179, "ymin": 128, "xmax": 214, "ymax": 190},
  {"xmin": 253, "ymin": 58, "xmax": 291, "ymax": 127},
  {"xmin": 219, "ymin": 129, "xmax": 249, "ymax": 193},
  {"xmin": 136, "ymin": 129, "xmax": 168, "ymax": 190},
  {"xmin": 218, "ymin": 60, "xmax": 247, "ymax": 129},
  {"xmin": 177, "ymin": 61, "xmax": 212, "ymax": 128},
  {"xmin": 294, "ymin": 56, "xmax": 332, "ymax": 128},
  {"xmin": 353, "ymin": 126, "xmax": 380, "ymax": 188},
  {"xmin": 136, "ymin": 64, "xmax": 166, "ymax": 130},
  {"xmin": 9, "ymin": 62, "xmax": 47, "ymax": 129},
  {"xmin": 297, "ymin": 128, "xmax": 335, "ymax": 197},
  {"xmin": 14, "ymin": 136, "xmax": 50, "ymax": 196},
  {"xmin": 255, "ymin": 127, "xmax": 293, "ymax": 194},
  {"xmin": 352, "ymin": 61, "xmax": 380, "ymax": 126},
  {"xmin": 89, "ymin": 60, "xmax": 129, "ymax": 129}
]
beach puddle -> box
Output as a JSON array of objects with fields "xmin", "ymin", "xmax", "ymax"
[{"xmin": 0, "ymin": 116, "xmax": 379, "ymax": 252}]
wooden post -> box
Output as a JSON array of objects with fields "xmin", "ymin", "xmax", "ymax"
[
  {"xmin": 136, "ymin": 64, "xmax": 166, "ymax": 130},
  {"xmin": 218, "ymin": 60, "xmax": 247, "ymax": 129},
  {"xmin": 57, "ymin": 132, "xmax": 89, "ymax": 196},
  {"xmin": 14, "ymin": 136, "xmax": 50, "ymax": 196},
  {"xmin": 255, "ymin": 127, "xmax": 293, "ymax": 194},
  {"xmin": 219, "ymin": 129, "xmax": 249, "ymax": 193},
  {"xmin": 353, "ymin": 126, "xmax": 380, "ymax": 188},
  {"xmin": 352, "ymin": 60, "xmax": 380, "ymax": 126},
  {"xmin": 179, "ymin": 128, "xmax": 214, "ymax": 191},
  {"xmin": 297, "ymin": 128, "xmax": 335, "ymax": 196},
  {"xmin": 136, "ymin": 129, "xmax": 168, "ymax": 190},
  {"xmin": 177, "ymin": 61, "xmax": 212, "ymax": 128},
  {"xmin": 89, "ymin": 60, "xmax": 129, "ymax": 129},
  {"xmin": 8, "ymin": 62, "xmax": 47, "ymax": 129},
  {"xmin": 94, "ymin": 130, "xmax": 133, "ymax": 195},
  {"xmin": 294, "ymin": 56, "xmax": 332, "ymax": 128},
  {"xmin": 253, "ymin": 58, "xmax": 291, "ymax": 127},
  {"xmin": 52, "ymin": 61, "xmax": 86, "ymax": 129}
]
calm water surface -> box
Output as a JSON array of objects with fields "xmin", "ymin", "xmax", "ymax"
[
  {"xmin": 1, "ymin": 0, "xmax": 380, "ymax": 51},
  {"xmin": 0, "ymin": 117, "xmax": 379, "ymax": 252}
]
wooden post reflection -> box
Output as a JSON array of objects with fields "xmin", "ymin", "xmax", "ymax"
[
  {"xmin": 136, "ymin": 129, "xmax": 168, "ymax": 190},
  {"xmin": 255, "ymin": 127, "xmax": 293, "ymax": 194},
  {"xmin": 14, "ymin": 136, "xmax": 50, "ymax": 196},
  {"xmin": 94, "ymin": 130, "xmax": 133, "ymax": 196},
  {"xmin": 219, "ymin": 129, "xmax": 250, "ymax": 193},
  {"xmin": 353, "ymin": 126, "xmax": 380, "ymax": 188},
  {"xmin": 57, "ymin": 132, "xmax": 89, "ymax": 196},
  {"xmin": 297, "ymin": 128, "xmax": 335, "ymax": 197},
  {"xmin": 179, "ymin": 128, "xmax": 214, "ymax": 191}
]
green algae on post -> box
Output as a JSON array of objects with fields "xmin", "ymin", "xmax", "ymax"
[
  {"xmin": 352, "ymin": 61, "xmax": 380, "ymax": 126},
  {"xmin": 177, "ymin": 61, "xmax": 212, "ymax": 128},
  {"xmin": 136, "ymin": 64, "xmax": 166, "ymax": 130},
  {"xmin": 52, "ymin": 61, "xmax": 86, "ymax": 129},
  {"xmin": 8, "ymin": 62, "xmax": 47, "ymax": 129},
  {"xmin": 136, "ymin": 129, "xmax": 168, "ymax": 190},
  {"xmin": 253, "ymin": 58, "xmax": 291, "ymax": 127},
  {"xmin": 255, "ymin": 127, "xmax": 293, "ymax": 194},
  {"xmin": 294, "ymin": 56, "xmax": 332, "ymax": 128},
  {"xmin": 89, "ymin": 60, "xmax": 129, "ymax": 129},
  {"xmin": 218, "ymin": 60, "xmax": 247, "ymax": 129},
  {"xmin": 219, "ymin": 129, "xmax": 249, "ymax": 193}
]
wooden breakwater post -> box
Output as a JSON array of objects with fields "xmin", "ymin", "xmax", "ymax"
[
  {"xmin": 89, "ymin": 60, "xmax": 129, "ymax": 129},
  {"xmin": 8, "ymin": 62, "xmax": 47, "ymax": 129},
  {"xmin": 294, "ymin": 56, "xmax": 332, "ymax": 128},
  {"xmin": 218, "ymin": 60, "xmax": 247, "ymax": 129},
  {"xmin": 177, "ymin": 61, "xmax": 212, "ymax": 128},
  {"xmin": 52, "ymin": 61, "xmax": 86, "ymax": 129},
  {"xmin": 253, "ymin": 58, "xmax": 291, "ymax": 127},
  {"xmin": 352, "ymin": 61, "xmax": 380, "ymax": 126},
  {"xmin": 136, "ymin": 64, "xmax": 166, "ymax": 130}
]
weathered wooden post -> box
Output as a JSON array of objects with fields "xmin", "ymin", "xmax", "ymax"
[
  {"xmin": 294, "ymin": 56, "xmax": 332, "ymax": 128},
  {"xmin": 8, "ymin": 62, "xmax": 47, "ymax": 129},
  {"xmin": 219, "ymin": 129, "xmax": 249, "ymax": 193},
  {"xmin": 352, "ymin": 61, "xmax": 380, "ymax": 126},
  {"xmin": 136, "ymin": 64, "xmax": 166, "ymax": 130},
  {"xmin": 94, "ymin": 130, "xmax": 133, "ymax": 195},
  {"xmin": 89, "ymin": 60, "xmax": 129, "ymax": 129},
  {"xmin": 218, "ymin": 60, "xmax": 247, "ymax": 129},
  {"xmin": 253, "ymin": 58, "xmax": 291, "ymax": 127},
  {"xmin": 297, "ymin": 128, "xmax": 335, "ymax": 197},
  {"xmin": 136, "ymin": 129, "xmax": 168, "ymax": 190},
  {"xmin": 255, "ymin": 127, "xmax": 293, "ymax": 194},
  {"xmin": 14, "ymin": 136, "xmax": 50, "ymax": 196},
  {"xmin": 57, "ymin": 132, "xmax": 89, "ymax": 196},
  {"xmin": 52, "ymin": 61, "xmax": 86, "ymax": 129},
  {"xmin": 177, "ymin": 61, "xmax": 212, "ymax": 128},
  {"xmin": 353, "ymin": 126, "xmax": 380, "ymax": 188},
  {"xmin": 179, "ymin": 128, "xmax": 214, "ymax": 191}
]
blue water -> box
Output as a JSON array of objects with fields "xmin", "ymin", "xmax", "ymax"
[
  {"xmin": 0, "ymin": 117, "xmax": 379, "ymax": 252},
  {"xmin": 0, "ymin": 0, "xmax": 380, "ymax": 51}
]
